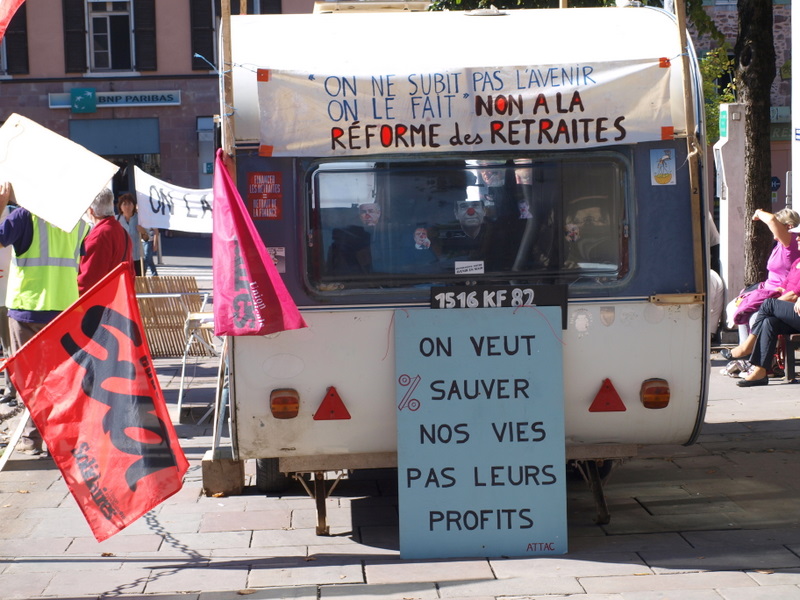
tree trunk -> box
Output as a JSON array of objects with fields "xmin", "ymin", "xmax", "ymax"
[{"xmin": 735, "ymin": 0, "xmax": 775, "ymax": 286}]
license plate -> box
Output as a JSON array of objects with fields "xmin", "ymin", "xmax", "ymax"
[{"xmin": 430, "ymin": 284, "xmax": 568, "ymax": 329}]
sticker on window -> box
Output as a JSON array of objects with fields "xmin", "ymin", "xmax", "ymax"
[{"xmin": 455, "ymin": 261, "xmax": 484, "ymax": 275}]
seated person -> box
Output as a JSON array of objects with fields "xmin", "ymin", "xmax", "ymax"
[
  {"xmin": 724, "ymin": 208, "xmax": 800, "ymax": 345},
  {"xmin": 733, "ymin": 295, "xmax": 800, "ymax": 387},
  {"xmin": 724, "ymin": 245, "xmax": 800, "ymax": 387}
]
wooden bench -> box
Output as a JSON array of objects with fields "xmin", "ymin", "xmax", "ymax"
[{"xmin": 135, "ymin": 276, "xmax": 216, "ymax": 359}]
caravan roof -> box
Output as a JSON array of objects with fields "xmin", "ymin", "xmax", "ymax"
[{"xmin": 228, "ymin": 7, "xmax": 689, "ymax": 147}]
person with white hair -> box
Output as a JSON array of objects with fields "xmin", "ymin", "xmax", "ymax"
[{"xmin": 78, "ymin": 188, "xmax": 134, "ymax": 295}]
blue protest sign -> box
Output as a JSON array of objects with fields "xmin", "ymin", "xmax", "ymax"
[{"xmin": 395, "ymin": 306, "xmax": 566, "ymax": 559}]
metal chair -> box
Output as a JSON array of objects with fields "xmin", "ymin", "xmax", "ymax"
[{"xmin": 177, "ymin": 294, "xmax": 218, "ymax": 417}]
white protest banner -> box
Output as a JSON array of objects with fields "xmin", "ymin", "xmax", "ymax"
[
  {"xmin": 134, "ymin": 167, "xmax": 212, "ymax": 233},
  {"xmin": 256, "ymin": 59, "xmax": 672, "ymax": 158},
  {"xmin": 0, "ymin": 114, "xmax": 119, "ymax": 232}
]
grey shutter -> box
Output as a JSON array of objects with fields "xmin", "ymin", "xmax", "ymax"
[
  {"xmin": 134, "ymin": 0, "xmax": 157, "ymax": 71},
  {"xmin": 5, "ymin": 3, "xmax": 28, "ymax": 74},
  {"xmin": 62, "ymin": 0, "xmax": 87, "ymax": 73},
  {"xmin": 190, "ymin": 0, "xmax": 215, "ymax": 71}
]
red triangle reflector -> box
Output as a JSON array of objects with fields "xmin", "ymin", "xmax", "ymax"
[
  {"xmin": 588, "ymin": 378, "xmax": 626, "ymax": 412},
  {"xmin": 313, "ymin": 386, "xmax": 352, "ymax": 420}
]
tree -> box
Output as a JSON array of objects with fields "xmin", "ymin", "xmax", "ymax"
[
  {"xmin": 700, "ymin": 47, "xmax": 736, "ymax": 145},
  {"xmin": 734, "ymin": 0, "xmax": 775, "ymax": 286}
]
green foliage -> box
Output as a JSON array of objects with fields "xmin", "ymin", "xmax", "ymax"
[
  {"xmin": 686, "ymin": 1, "xmax": 725, "ymax": 44},
  {"xmin": 700, "ymin": 46, "xmax": 736, "ymax": 144}
]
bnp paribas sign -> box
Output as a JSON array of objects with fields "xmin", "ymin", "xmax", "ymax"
[{"xmin": 49, "ymin": 90, "xmax": 181, "ymax": 112}]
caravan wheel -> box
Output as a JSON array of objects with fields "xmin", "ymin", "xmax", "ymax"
[{"xmin": 255, "ymin": 458, "xmax": 291, "ymax": 493}]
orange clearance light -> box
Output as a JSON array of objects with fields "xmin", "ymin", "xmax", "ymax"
[
  {"xmin": 640, "ymin": 379, "xmax": 670, "ymax": 409},
  {"xmin": 270, "ymin": 389, "xmax": 300, "ymax": 419}
]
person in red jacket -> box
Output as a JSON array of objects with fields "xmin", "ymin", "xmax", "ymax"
[{"xmin": 78, "ymin": 188, "xmax": 134, "ymax": 295}]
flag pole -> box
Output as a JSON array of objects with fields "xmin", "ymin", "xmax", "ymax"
[{"xmin": 220, "ymin": 0, "xmax": 236, "ymax": 181}]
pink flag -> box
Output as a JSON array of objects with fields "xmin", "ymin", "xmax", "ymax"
[
  {"xmin": 212, "ymin": 149, "xmax": 307, "ymax": 336},
  {"xmin": 0, "ymin": 0, "xmax": 24, "ymax": 41}
]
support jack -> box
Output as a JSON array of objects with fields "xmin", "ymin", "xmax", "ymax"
[
  {"xmin": 572, "ymin": 459, "xmax": 613, "ymax": 525},
  {"xmin": 294, "ymin": 470, "xmax": 347, "ymax": 535}
]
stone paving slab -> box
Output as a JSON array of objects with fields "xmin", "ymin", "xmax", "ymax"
[
  {"xmin": 579, "ymin": 571, "xmax": 761, "ymax": 594},
  {"xmin": 320, "ymin": 582, "xmax": 441, "ymax": 599},
  {"xmin": 247, "ymin": 555, "xmax": 365, "ymax": 587},
  {"xmin": 201, "ymin": 588, "xmax": 317, "ymax": 600},
  {"xmin": 4, "ymin": 339, "xmax": 800, "ymax": 599},
  {"xmin": 437, "ymin": 575, "xmax": 585, "ymax": 597},
  {"xmin": 642, "ymin": 546, "xmax": 800, "ymax": 572},
  {"xmin": 715, "ymin": 586, "xmax": 800, "ymax": 600},
  {"xmin": 490, "ymin": 553, "xmax": 652, "ymax": 578},
  {"xmin": 621, "ymin": 592, "xmax": 726, "ymax": 600},
  {"xmin": 363, "ymin": 557, "xmax": 494, "ymax": 584}
]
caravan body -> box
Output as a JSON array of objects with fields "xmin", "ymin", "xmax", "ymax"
[{"xmin": 223, "ymin": 6, "xmax": 710, "ymax": 475}]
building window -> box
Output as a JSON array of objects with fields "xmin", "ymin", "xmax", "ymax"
[
  {"xmin": 88, "ymin": 1, "xmax": 133, "ymax": 70},
  {"xmin": 190, "ymin": 0, "xmax": 280, "ymax": 72},
  {"xmin": 62, "ymin": 0, "xmax": 155, "ymax": 73},
  {"xmin": 1, "ymin": 3, "xmax": 29, "ymax": 75}
]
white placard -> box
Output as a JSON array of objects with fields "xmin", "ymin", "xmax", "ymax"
[
  {"xmin": 0, "ymin": 114, "xmax": 119, "ymax": 232},
  {"xmin": 395, "ymin": 306, "xmax": 567, "ymax": 559},
  {"xmin": 133, "ymin": 167, "xmax": 212, "ymax": 233}
]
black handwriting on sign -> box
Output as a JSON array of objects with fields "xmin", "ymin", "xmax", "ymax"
[
  {"xmin": 232, "ymin": 240, "xmax": 265, "ymax": 330},
  {"xmin": 147, "ymin": 185, "xmax": 212, "ymax": 219},
  {"xmin": 60, "ymin": 305, "xmax": 179, "ymax": 492}
]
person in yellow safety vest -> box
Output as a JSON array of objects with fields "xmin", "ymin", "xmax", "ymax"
[{"xmin": 0, "ymin": 181, "xmax": 88, "ymax": 455}]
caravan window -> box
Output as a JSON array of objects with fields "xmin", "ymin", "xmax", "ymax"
[{"xmin": 306, "ymin": 153, "xmax": 630, "ymax": 295}]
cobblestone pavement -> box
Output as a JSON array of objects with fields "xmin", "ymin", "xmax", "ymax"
[{"xmin": 1, "ymin": 252, "xmax": 799, "ymax": 599}]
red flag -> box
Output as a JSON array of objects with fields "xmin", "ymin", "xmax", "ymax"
[
  {"xmin": 212, "ymin": 148, "xmax": 307, "ymax": 335},
  {"xmin": 4, "ymin": 263, "xmax": 188, "ymax": 542},
  {"xmin": 0, "ymin": 0, "xmax": 25, "ymax": 41}
]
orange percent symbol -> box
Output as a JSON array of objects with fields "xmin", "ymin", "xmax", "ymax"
[{"xmin": 397, "ymin": 374, "xmax": 421, "ymax": 411}]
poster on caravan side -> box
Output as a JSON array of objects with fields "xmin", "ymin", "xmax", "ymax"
[
  {"xmin": 256, "ymin": 59, "xmax": 672, "ymax": 158},
  {"xmin": 134, "ymin": 166, "xmax": 212, "ymax": 234},
  {"xmin": 0, "ymin": 114, "xmax": 119, "ymax": 232}
]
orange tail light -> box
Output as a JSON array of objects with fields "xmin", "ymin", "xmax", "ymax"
[
  {"xmin": 270, "ymin": 389, "xmax": 300, "ymax": 419},
  {"xmin": 640, "ymin": 379, "xmax": 670, "ymax": 409}
]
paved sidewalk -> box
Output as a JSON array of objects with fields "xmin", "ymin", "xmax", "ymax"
[{"xmin": 2, "ymin": 341, "xmax": 800, "ymax": 599}]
